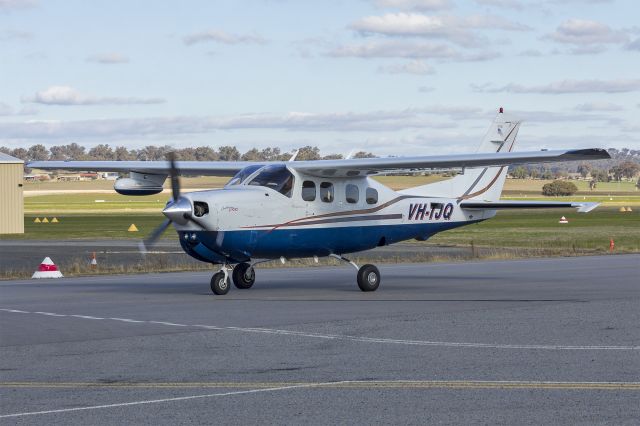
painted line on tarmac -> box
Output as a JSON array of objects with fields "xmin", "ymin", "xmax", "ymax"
[
  {"xmin": 0, "ymin": 381, "xmax": 347, "ymax": 419},
  {"xmin": 2, "ymin": 308, "xmax": 639, "ymax": 351}
]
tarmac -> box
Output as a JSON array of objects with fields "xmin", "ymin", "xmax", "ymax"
[{"xmin": 1, "ymin": 255, "xmax": 639, "ymax": 424}]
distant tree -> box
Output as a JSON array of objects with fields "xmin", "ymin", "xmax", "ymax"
[
  {"xmin": 353, "ymin": 151, "xmax": 377, "ymax": 159},
  {"xmin": 589, "ymin": 179, "xmax": 597, "ymax": 190},
  {"xmin": 295, "ymin": 146, "xmax": 321, "ymax": 161},
  {"xmin": 10, "ymin": 148, "xmax": 28, "ymax": 160},
  {"xmin": 63, "ymin": 143, "xmax": 86, "ymax": 160},
  {"xmin": 0, "ymin": 146, "xmax": 12, "ymax": 155},
  {"xmin": 175, "ymin": 147, "xmax": 196, "ymax": 161},
  {"xmin": 618, "ymin": 161, "xmax": 640, "ymax": 179},
  {"xmin": 529, "ymin": 169, "xmax": 539, "ymax": 179},
  {"xmin": 577, "ymin": 163, "xmax": 592, "ymax": 178},
  {"xmin": 241, "ymin": 148, "xmax": 264, "ymax": 161},
  {"xmin": 88, "ymin": 144, "xmax": 115, "ymax": 160},
  {"xmin": 218, "ymin": 146, "xmax": 241, "ymax": 161},
  {"xmin": 511, "ymin": 166, "xmax": 527, "ymax": 179},
  {"xmin": 322, "ymin": 153, "xmax": 343, "ymax": 160},
  {"xmin": 591, "ymin": 169, "xmax": 609, "ymax": 182},
  {"xmin": 541, "ymin": 168, "xmax": 553, "ymax": 180},
  {"xmin": 194, "ymin": 146, "xmax": 218, "ymax": 161},
  {"xmin": 260, "ymin": 147, "xmax": 282, "ymax": 161},
  {"xmin": 115, "ymin": 146, "xmax": 136, "ymax": 161},
  {"xmin": 49, "ymin": 145, "xmax": 68, "ymax": 160},
  {"xmin": 27, "ymin": 144, "xmax": 49, "ymax": 161},
  {"xmin": 542, "ymin": 180, "xmax": 578, "ymax": 196}
]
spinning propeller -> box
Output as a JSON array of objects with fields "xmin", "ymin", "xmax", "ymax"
[{"xmin": 139, "ymin": 152, "xmax": 201, "ymax": 254}]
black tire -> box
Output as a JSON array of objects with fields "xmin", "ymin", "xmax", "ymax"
[
  {"xmin": 210, "ymin": 271, "xmax": 230, "ymax": 295},
  {"xmin": 232, "ymin": 263, "xmax": 255, "ymax": 289},
  {"xmin": 357, "ymin": 264, "xmax": 380, "ymax": 292}
]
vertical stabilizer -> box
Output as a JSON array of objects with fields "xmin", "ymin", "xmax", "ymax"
[{"xmin": 400, "ymin": 108, "xmax": 521, "ymax": 201}]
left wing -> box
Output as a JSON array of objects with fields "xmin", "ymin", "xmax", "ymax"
[
  {"xmin": 460, "ymin": 200, "xmax": 599, "ymax": 213},
  {"xmin": 27, "ymin": 148, "xmax": 610, "ymax": 177}
]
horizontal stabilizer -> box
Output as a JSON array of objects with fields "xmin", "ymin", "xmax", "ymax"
[{"xmin": 459, "ymin": 200, "xmax": 599, "ymax": 213}]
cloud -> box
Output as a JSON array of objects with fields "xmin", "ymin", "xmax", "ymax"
[
  {"xmin": 418, "ymin": 86, "xmax": 435, "ymax": 92},
  {"xmin": 544, "ymin": 19, "xmax": 628, "ymax": 45},
  {"xmin": 22, "ymin": 86, "xmax": 165, "ymax": 106},
  {"xmin": 0, "ymin": 102, "xmax": 13, "ymax": 115},
  {"xmin": 86, "ymin": 53, "xmax": 129, "ymax": 64},
  {"xmin": 475, "ymin": 0, "xmax": 525, "ymax": 10},
  {"xmin": 574, "ymin": 102, "xmax": 623, "ymax": 112},
  {"xmin": 378, "ymin": 59, "xmax": 435, "ymax": 74},
  {"xmin": 350, "ymin": 13, "xmax": 530, "ymax": 48},
  {"xmin": 0, "ymin": 30, "xmax": 33, "ymax": 41},
  {"xmin": 372, "ymin": 0, "xmax": 454, "ymax": 10},
  {"xmin": 627, "ymin": 38, "xmax": 640, "ymax": 51},
  {"xmin": 0, "ymin": 0, "xmax": 35, "ymax": 11},
  {"xmin": 473, "ymin": 79, "xmax": 640, "ymax": 94},
  {"xmin": 328, "ymin": 40, "xmax": 499, "ymax": 61},
  {"xmin": 0, "ymin": 102, "xmax": 38, "ymax": 116},
  {"xmin": 183, "ymin": 30, "xmax": 266, "ymax": 46}
]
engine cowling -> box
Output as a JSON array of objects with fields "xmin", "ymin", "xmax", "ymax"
[{"xmin": 114, "ymin": 172, "xmax": 166, "ymax": 196}]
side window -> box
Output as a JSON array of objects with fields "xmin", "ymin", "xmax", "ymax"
[
  {"xmin": 366, "ymin": 187, "xmax": 378, "ymax": 205},
  {"xmin": 302, "ymin": 181, "xmax": 316, "ymax": 201},
  {"xmin": 345, "ymin": 184, "xmax": 359, "ymax": 204},
  {"xmin": 320, "ymin": 182, "xmax": 334, "ymax": 203}
]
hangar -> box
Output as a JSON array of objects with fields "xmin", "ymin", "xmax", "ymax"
[{"xmin": 0, "ymin": 152, "xmax": 24, "ymax": 234}]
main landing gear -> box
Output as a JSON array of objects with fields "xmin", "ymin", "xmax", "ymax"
[
  {"xmin": 210, "ymin": 262, "xmax": 256, "ymax": 295},
  {"xmin": 330, "ymin": 254, "xmax": 381, "ymax": 292},
  {"xmin": 210, "ymin": 257, "xmax": 381, "ymax": 295}
]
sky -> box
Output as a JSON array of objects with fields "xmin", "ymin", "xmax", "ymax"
[{"xmin": 1, "ymin": 0, "xmax": 639, "ymax": 156}]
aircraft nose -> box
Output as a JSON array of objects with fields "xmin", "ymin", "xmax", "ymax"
[{"xmin": 162, "ymin": 197, "xmax": 192, "ymax": 225}]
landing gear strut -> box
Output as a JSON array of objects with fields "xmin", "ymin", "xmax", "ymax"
[{"xmin": 330, "ymin": 254, "xmax": 381, "ymax": 292}]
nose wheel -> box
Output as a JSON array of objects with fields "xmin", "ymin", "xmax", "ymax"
[{"xmin": 210, "ymin": 270, "xmax": 230, "ymax": 295}]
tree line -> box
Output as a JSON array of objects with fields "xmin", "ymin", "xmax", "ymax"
[{"xmin": 0, "ymin": 143, "xmax": 376, "ymax": 163}]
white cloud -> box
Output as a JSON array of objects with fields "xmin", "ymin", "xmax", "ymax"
[
  {"xmin": 473, "ymin": 79, "xmax": 640, "ymax": 94},
  {"xmin": 372, "ymin": 0, "xmax": 454, "ymax": 10},
  {"xmin": 627, "ymin": 38, "xmax": 640, "ymax": 51},
  {"xmin": 0, "ymin": 102, "xmax": 13, "ymax": 115},
  {"xmin": 544, "ymin": 19, "xmax": 628, "ymax": 45},
  {"xmin": 574, "ymin": 102, "xmax": 623, "ymax": 112},
  {"xmin": 475, "ymin": 0, "xmax": 525, "ymax": 10},
  {"xmin": 350, "ymin": 13, "xmax": 529, "ymax": 48},
  {"xmin": 22, "ymin": 86, "xmax": 165, "ymax": 106},
  {"xmin": 378, "ymin": 59, "xmax": 435, "ymax": 74},
  {"xmin": 328, "ymin": 40, "xmax": 499, "ymax": 61},
  {"xmin": 183, "ymin": 30, "xmax": 266, "ymax": 46},
  {"xmin": 0, "ymin": 0, "xmax": 35, "ymax": 11},
  {"xmin": 0, "ymin": 30, "xmax": 33, "ymax": 41},
  {"xmin": 86, "ymin": 53, "xmax": 129, "ymax": 64}
]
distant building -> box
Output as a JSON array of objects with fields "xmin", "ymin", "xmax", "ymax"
[{"xmin": 0, "ymin": 153, "xmax": 24, "ymax": 234}]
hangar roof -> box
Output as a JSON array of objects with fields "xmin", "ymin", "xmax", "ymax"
[{"xmin": 0, "ymin": 153, "xmax": 24, "ymax": 164}]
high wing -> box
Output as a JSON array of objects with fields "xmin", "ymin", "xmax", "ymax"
[
  {"xmin": 459, "ymin": 200, "xmax": 599, "ymax": 213},
  {"xmin": 28, "ymin": 148, "xmax": 609, "ymax": 177}
]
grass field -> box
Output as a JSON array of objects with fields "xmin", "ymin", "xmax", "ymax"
[{"xmin": 6, "ymin": 208, "xmax": 638, "ymax": 253}]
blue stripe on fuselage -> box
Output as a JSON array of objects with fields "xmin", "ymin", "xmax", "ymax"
[{"xmin": 178, "ymin": 220, "xmax": 481, "ymax": 264}]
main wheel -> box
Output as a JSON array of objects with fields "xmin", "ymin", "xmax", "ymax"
[
  {"xmin": 232, "ymin": 262, "xmax": 255, "ymax": 289},
  {"xmin": 210, "ymin": 271, "xmax": 230, "ymax": 295},
  {"xmin": 357, "ymin": 264, "xmax": 380, "ymax": 292}
]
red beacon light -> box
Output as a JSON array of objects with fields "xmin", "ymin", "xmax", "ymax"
[{"xmin": 499, "ymin": 107, "xmax": 504, "ymax": 113}]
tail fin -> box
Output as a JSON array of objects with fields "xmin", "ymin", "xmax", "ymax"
[{"xmin": 400, "ymin": 109, "xmax": 521, "ymax": 201}]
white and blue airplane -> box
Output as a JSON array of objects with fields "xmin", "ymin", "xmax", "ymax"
[{"xmin": 29, "ymin": 109, "xmax": 610, "ymax": 295}]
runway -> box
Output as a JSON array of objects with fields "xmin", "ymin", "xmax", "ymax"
[{"xmin": 1, "ymin": 255, "xmax": 639, "ymax": 424}]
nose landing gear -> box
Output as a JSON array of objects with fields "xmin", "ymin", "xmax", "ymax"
[{"xmin": 210, "ymin": 262, "xmax": 256, "ymax": 295}]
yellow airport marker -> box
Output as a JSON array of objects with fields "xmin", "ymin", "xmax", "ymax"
[
  {"xmin": 619, "ymin": 207, "xmax": 627, "ymax": 212},
  {"xmin": 34, "ymin": 217, "xmax": 41, "ymax": 223},
  {"xmin": 51, "ymin": 217, "xmax": 59, "ymax": 223},
  {"xmin": 42, "ymin": 217, "xmax": 49, "ymax": 223},
  {"xmin": 128, "ymin": 224, "xmax": 139, "ymax": 232}
]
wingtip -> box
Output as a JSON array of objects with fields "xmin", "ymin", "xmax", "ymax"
[{"xmin": 576, "ymin": 202, "xmax": 600, "ymax": 213}]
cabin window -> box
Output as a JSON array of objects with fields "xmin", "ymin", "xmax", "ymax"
[
  {"xmin": 225, "ymin": 164, "xmax": 263, "ymax": 187},
  {"xmin": 345, "ymin": 184, "xmax": 359, "ymax": 204},
  {"xmin": 366, "ymin": 187, "xmax": 378, "ymax": 204},
  {"xmin": 302, "ymin": 181, "xmax": 316, "ymax": 201},
  {"xmin": 320, "ymin": 182, "xmax": 334, "ymax": 202},
  {"xmin": 247, "ymin": 165, "xmax": 294, "ymax": 198}
]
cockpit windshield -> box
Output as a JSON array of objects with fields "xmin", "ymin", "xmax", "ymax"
[
  {"xmin": 225, "ymin": 165, "xmax": 264, "ymax": 187},
  {"xmin": 247, "ymin": 165, "xmax": 294, "ymax": 197}
]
